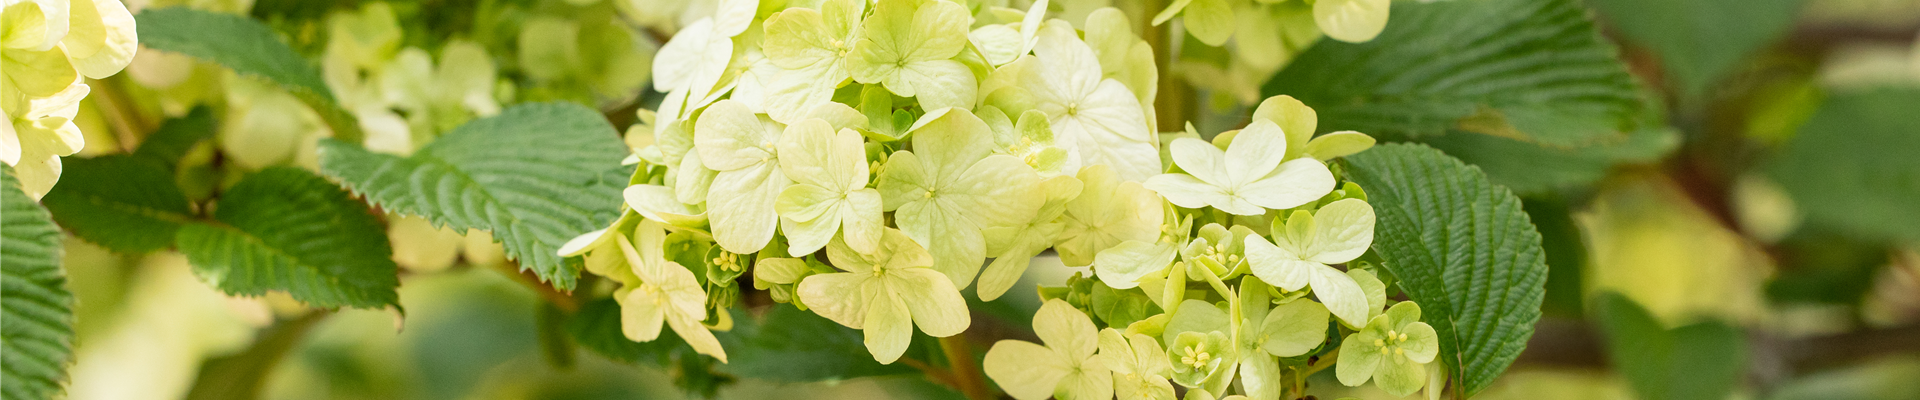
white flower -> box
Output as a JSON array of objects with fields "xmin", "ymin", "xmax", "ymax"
[{"xmin": 1143, "ymin": 120, "xmax": 1335, "ymax": 216}]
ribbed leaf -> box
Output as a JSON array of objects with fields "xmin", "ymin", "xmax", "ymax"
[
  {"xmin": 132, "ymin": 106, "xmax": 218, "ymax": 167},
  {"xmin": 1343, "ymin": 144, "xmax": 1548, "ymax": 397},
  {"xmin": 1421, "ymin": 118, "xmax": 1677, "ymax": 195},
  {"xmin": 318, "ymin": 102, "xmax": 628, "ymax": 290},
  {"xmin": 1769, "ymin": 88, "xmax": 1920, "ymax": 243},
  {"xmin": 1, "ymin": 165, "xmax": 73, "ymax": 400},
  {"xmin": 135, "ymin": 7, "xmax": 362, "ymax": 142},
  {"xmin": 175, "ymin": 167, "xmax": 399, "ymax": 308},
  {"xmin": 1265, "ymin": 0, "xmax": 1641, "ymax": 147},
  {"xmin": 41, "ymin": 155, "xmax": 196, "ymax": 253}
]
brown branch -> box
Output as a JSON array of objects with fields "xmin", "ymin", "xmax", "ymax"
[{"xmin": 940, "ymin": 334, "xmax": 995, "ymax": 400}]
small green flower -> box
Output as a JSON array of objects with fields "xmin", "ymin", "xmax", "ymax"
[
  {"xmin": 984, "ymin": 299, "xmax": 1113, "ymax": 400},
  {"xmin": 796, "ymin": 228, "xmax": 970, "ymax": 364},
  {"xmin": 1336, "ymin": 301, "xmax": 1439, "ymax": 397},
  {"xmin": 1144, "ymin": 120, "xmax": 1335, "ymax": 216},
  {"xmin": 977, "ymin": 175, "xmax": 1083, "ymax": 301},
  {"xmin": 1097, "ymin": 328, "xmax": 1176, "ymax": 400},
  {"xmin": 615, "ymin": 220, "xmax": 728, "ymax": 363},
  {"xmin": 761, "ymin": 0, "xmax": 866, "ymax": 123},
  {"xmin": 847, "ymin": 0, "xmax": 976, "ymax": 112},
  {"xmin": 1056, "ymin": 164, "xmax": 1165, "ymax": 267},
  {"xmin": 1179, "ymin": 223, "xmax": 1257, "ymax": 277},
  {"xmin": 1245, "ymin": 198, "xmax": 1377, "ymax": 327},
  {"xmin": 774, "ymin": 118, "xmax": 884, "ymax": 256},
  {"xmin": 1166, "ymin": 330, "xmax": 1234, "ymax": 388},
  {"xmin": 876, "ymin": 108, "xmax": 1043, "ymax": 287}
]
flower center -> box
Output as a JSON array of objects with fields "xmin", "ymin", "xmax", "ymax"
[
  {"xmin": 1180, "ymin": 343, "xmax": 1213, "ymax": 369},
  {"xmin": 1065, "ymin": 102, "xmax": 1080, "ymax": 115},
  {"xmin": 1376, "ymin": 329, "xmax": 1413, "ymax": 357}
]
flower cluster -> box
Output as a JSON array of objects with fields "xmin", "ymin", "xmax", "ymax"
[
  {"xmin": 563, "ymin": 0, "xmax": 1433, "ymax": 398},
  {"xmin": 2, "ymin": 0, "xmax": 138, "ymax": 198}
]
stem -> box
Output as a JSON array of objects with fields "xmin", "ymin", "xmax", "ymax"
[
  {"xmin": 88, "ymin": 75, "xmax": 153, "ymax": 152},
  {"xmin": 1143, "ymin": 0, "xmax": 1195, "ymax": 132},
  {"xmin": 183, "ymin": 311, "xmax": 331, "ymax": 400},
  {"xmin": 938, "ymin": 335, "xmax": 993, "ymax": 400}
]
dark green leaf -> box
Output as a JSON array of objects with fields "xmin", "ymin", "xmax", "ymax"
[
  {"xmin": 1586, "ymin": 0, "xmax": 1802, "ymax": 100},
  {"xmin": 1343, "ymin": 144, "xmax": 1549, "ymax": 396},
  {"xmin": 1421, "ymin": 113, "xmax": 1677, "ymax": 194},
  {"xmin": 567, "ymin": 298, "xmax": 678, "ymax": 366},
  {"xmin": 1524, "ymin": 196, "xmax": 1590, "ymax": 318},
  {"xmin": 1769, "ymin": 88, "xmax": 1920, "ymax": 243},
  {"xmin": 717, "ymin": 306, "xmax": 918, "ymax": 381},
  {"xmin": 1265, "ymin": 0, "xmax": 1642, "ymax": 147},
  {"xmin": 41, "ymin": 155, "xmax": 196, "ymax": 253},
  {"xmin": 1592, "ymin": 292, "xmax": 1747, "ymax": 400},
  {"xmin": 135, "ymin": 7, "xmax": 363, "ymax": 143},
  {"xmin": 175, "ymin": 167, "xmax": 399, "ymax": 308},
  {"xmin": 1, "ymin": 165, "xmax": 74, "ymax": 400},
  {"xmin": 317, "ymin": 102, "xmax": 628, "ymax": 290},
  {"xmin": 132, "ymin": 106, "xmax": 218, "ymax": 167}
]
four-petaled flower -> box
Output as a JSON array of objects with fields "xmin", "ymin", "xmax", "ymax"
[
  {"xmin": 796, "ymin": 228, "xmax": 970, "ymax": 364},
  {"xmin": 1144, "ymin": 119, "xmax": 1335, "ymax": 216},
  {"xmin": 984, "ymin": 299, "xmax": 1113, "ymax": 400},
  {"xmin": 1336, "ymin": 301, "xmax": 1439, "ymax": 397}
]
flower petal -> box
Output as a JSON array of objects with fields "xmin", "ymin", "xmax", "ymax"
[
  {"xmin": 1034, "ymin": 299, "xmax": 1100, "ymax": 360},
  {"xmin": 1143, "ymin": 173, "xmax": 1229, "ymax": 211},
  {"xmin": 1222, "ymin": 120, "xmax": 1289, "ymax": 186},
  {"xmin": 1260, "ymin": 300, "xmax": 1330, "ymax": 357},
  {"xmin": 864, "ymin": 292, "xmax": 915, "ymax": 364},
  {"xmin": 985, "ymin": 340, "xmax": 1072, "ymax": 400},
  {"xmin": 1306, "ymin": 198, "xmax": 1375, "ymax": 264},
  {"xmin": 889, "ymin": 266, "xmax": 971, "ymax": 337},
  {"xmin": 796, "ymin": 272, "xmax": 876, "ymax": 328},
  {"xmin": 1237, "ymin": 157, "xmax": 1335, "ymax": 211},
  {"xmin": 1093, "ymin": 241, "xmax": 1177, "ymax": 290},
  {"xmin": 1311, "ymin": 266, "xmax": 1372, "ymax": 327},
  {"xmin": 1244, "ymin": 235, "xmax": 1315, "ymax": 291},
  {"xmin": 707, "ymin": 163, "xmax": 788, "ymax": 253}
]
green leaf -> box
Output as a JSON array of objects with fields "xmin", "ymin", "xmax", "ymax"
[
  {"xmin": 1586, "ymin": 0, "xmax": 1801, "ymax": 100},
  {"xmin": 175, "ymin": 167, "xmax": 399, "ymax": 309},
  {"xmin": 134, "ymin": 7, "xmax": 363, "ymax": 143},
  {"xmin": 567, "ymin": 298, "xmax": 678, "ymax": 366},
  {"xmin": 1, "ymin": 165, "xmax": 74, "ymax": 400},
  {"xmin": 717, "ymin": 305, "xmax": 918, "ymax": 381},
  {"xmin": 132, "ymin": 106, "xmax": 218, "ymax": 167},
  {"xmin": 1265, "ymin": 0, "xmax": 1642, "ymax": 147},
  {"xmin": 41, "ymin": 155, "xmax": 196, "ymax": 253},
  {"xmin": 318, "ymin": 102, "xmax": 628, "ymax": 290},
  {"xmin": 1342, "ymin": 143, "xmax": 1548, "ymax": 397},
  {"xmin": 1592, "ymin": 292, "xmax": 1747, "ymax": 400},
  {"xmin": 1420, "ymin": 121, "xmax": 1677, "ymax": 195},
  {"xmin": 1768, "ymin": 88, "xmax": 1920, "ymax": 243}
]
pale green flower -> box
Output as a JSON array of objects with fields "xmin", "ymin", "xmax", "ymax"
[
  {"xmin": 797, "ymin": 228, "xmax": 970, "ymax": 364},
  {"xmin": 1336, "ymin": 302, "xmax": 1439, "ymax": 397},
  {"xmin": 1098, "ymin": 328, "xmax": 1177, "ymax": 400},
  {"xmin": 877, "ymin": 108, "xmax": 1042, "ymax": 287},
  {"xmin": 774, "ymin": 118, "xmax": 883, "ymax": 256},
  {"xmin": 55, "ymin": 0, "xmax": 137, "ymax": 79},
  {"xmin": 1166, "ymin": 330, "xmax": 1234, "ymax": 388},
  {"xmin": 1057, "ymin": 165, "xmax": 1165, "ymax": 267},
  {"xmin": 654, "ymin": 17, "xmax": 735, "ymax": 126},
  {"xmin": 1179, "ymin": 223, "xmax": 1256, "ymax": 277},
  {"xmin": 984, "ymin": 299, "xmax": 1113, "ymax": 400},
  {"xmin": 1228, "ymin": 277, "xmax": 1334, "ymax": 399},
  {"xmin": 1091, "ymin": 205, "xmax": 1188, "ymax": 290},
  {"xmin": 1245, "ymin": 198, "xmax": 1377, "ymax": 327},
  {"xmin": 1315, "ymin": 0, "xmax": 1391, "ymax": 43},
  {"xmin": 1017, "ymin": 24, "xmax": 1160, "ymax": 182},
  {"xmin": 694, "ymin": 100, "xmax": 791, "ymax": 254},
  {"xmin": 1249, "ymin": 95, "xmax": 1318, "ymax": 161},
  {"xmin": 3, "ymin": 2, "xmax": 81, "ymax": 98},
  {"xmin": 1144, "ymin": 120, "xmax": 1335, "ymax": 216},
  {"xmin": 623, "ymin": 184, "xmax": 708, "ymax": 228},
  {"xmin": 616, "ymin": 221, "xmax": 729, "ymax": 363},
  {"xmin": 988, "ymin": 109, "xmax": 1076, "ymax": 177},
  {"xmin": 977, "ymin": 175, "xmax": 1083, "ymax": 301},
  {"xmin": 2, "ymin": 86, "xmax": 85, "ymax": 198},
  {"xmin": 968, "ymin": 0, "xmax": 1047, "ymax": 66},
  {"xmin": 761, "ymin": 0, "xmax": 865, "ymax": 123},
  {"xmin": 847, "ymin": 0, "xmax": 976, "ymax": 112},
  {"xmin": 1082, "ymin": 7, "xmax": 1157, "ymax": 122}
]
